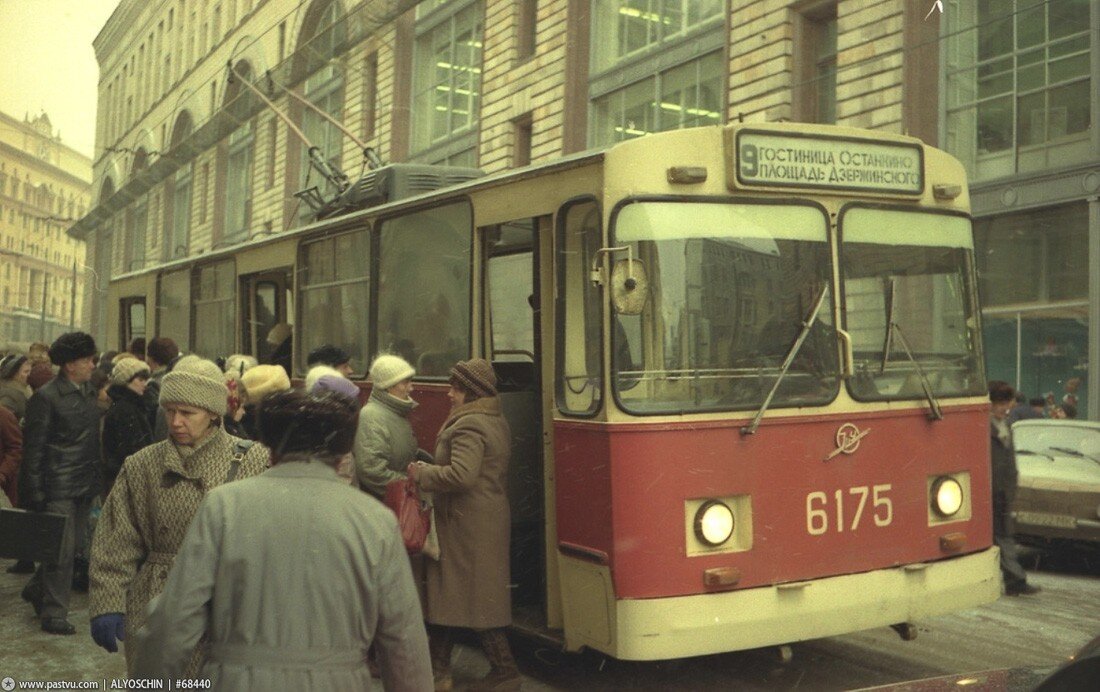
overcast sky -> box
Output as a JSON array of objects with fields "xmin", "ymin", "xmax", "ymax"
[{"xmin": 0, "ymin": 0, "xmax": 122, "ymax": 158}]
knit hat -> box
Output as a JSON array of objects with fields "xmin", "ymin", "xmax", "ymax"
[
  {"xmin": 450, "ymin": 358, "xmax": 497, "ymax": 398},
  {"xmin": 311, "ymin": 374, "xmax": 361, "ymax": 401},
  {"xmin": 307, "ymin": 344, "xmax": 351, "ymax": 368},
  {"xmin": 304, "ymin": 364, "xmax": 342, "ymax": 392},
  {"xmin": 240, "ymin": 364, "xmax": 292, "ymax": 404},
  {"xmin": 110, "ymin": 358, "xmax": 151, "ymax": 386},
  {"xmin": 27, "ymin": 362, "xmax": 55, "ymax": 391},
  {"xmin": 159, "ymin": 355, "xmax": 229, "ymax": 415},
  {"xmin": 223, "ymin": 354, "xmax": 258, "ymax": 380},
  {"xmin": 369, "ymin": 354, "xmax": 415, "ymax": 390},
  {"xmin": 48, "ymin": 332, "xmax": 97, "ymax": 366},
  {"xmin": 0, "ymin": 355, "xmax": 27, "ymax": 381}
]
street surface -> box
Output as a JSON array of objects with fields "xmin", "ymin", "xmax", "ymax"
[{"xmin": 1, "ymin": 549, "xmax": 1097, "ymax": 690}]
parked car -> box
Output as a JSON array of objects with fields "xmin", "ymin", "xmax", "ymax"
[{"xmin": 1011, "ymin": 419, "xmax": 1100, "ymax": 550}]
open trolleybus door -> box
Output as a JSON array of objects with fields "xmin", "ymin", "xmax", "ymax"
[
  {"xmin": 240, "ymin": 269, "xmax": 294, "ymax": 369},
  {"xmin": 483, "ymin": 216, "xmax": 549, "ymax": 629}
]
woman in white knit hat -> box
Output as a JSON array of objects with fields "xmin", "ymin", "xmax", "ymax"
[
  {"xmin": 100, "ymin": 356, "xmax": 153, "ymax": 495},
  {"xmin": 88, "ymin": 354, "xmax": 269, "ymax": 676},
  {"xmin": 353, "ymin": 353, "xmax": 426, "ymax": 497}
]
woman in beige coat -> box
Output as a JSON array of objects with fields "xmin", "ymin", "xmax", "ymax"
[
  {"xmin": 88, "ymin": 355, "xmax": 269, "ymax": 674},
  {"xmin": 409, "ymin": 358, "xmax": 517, "ymax": 692}
]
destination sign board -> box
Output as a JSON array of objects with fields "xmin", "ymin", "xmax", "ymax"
[{"xmin": 735, "ymin": 131, "xmax": 923, "ymax": 195}]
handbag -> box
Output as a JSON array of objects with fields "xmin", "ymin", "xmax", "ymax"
[{"xmin": 384, "ymin": 477, "xmax": 431, "ymax": 555}]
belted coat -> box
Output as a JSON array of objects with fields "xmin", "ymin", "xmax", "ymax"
[
  {"xmin": 416, "ymin": 396, "xmax": 512, "ymax": 629},
  {"xmin": 89, "ymin": 426, "xmax": 268, "ymax": 674},
  {"xmin": 132, "ymin": 461, "xmax": 433, "ymax": 692}
]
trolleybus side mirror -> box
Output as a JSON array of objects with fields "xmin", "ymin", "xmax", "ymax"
[{"xmin": 610, "ymin": 258, "xmax": 648, "ymax": 316}]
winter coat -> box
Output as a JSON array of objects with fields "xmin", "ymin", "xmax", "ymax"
[
  {"xmin": 354, "ymin": 389, "xmax": 418, "ymax": 496},
  {"xmin": 89, "ymin": 425, "xmax": 269, "ymax": 675},
  {"xmin": 990, "ymin": 419, "xmax": 1018, "ymax": 536},
  {"xmin": 417, "ymin": 396, "xmax": 512, "ymax": 629},
  {"xmin": 132, "ymin": 461, "xmax": 433, "ymax": 692},
  {"xmin": 102, "ymin": 384, "xmax": 154, "ymax": 494},
  {"xmin": 0, "ymin": 380, "xmax": 29, "ymax": 422},
  {"xmin": 22, "ymin": 375, "xmax": 102, "ymax": 503},
  {"xmin": 0, "ymin": 406, "xmax": 22, "ymax": 506}
]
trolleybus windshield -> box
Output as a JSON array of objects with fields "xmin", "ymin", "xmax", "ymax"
[
  {"xmin": 840, "ymin": 208, "xmax": 984, "ymax": 402},
  {"xmin": 611, "ymin": 200, "xmax": 837, "ymax": 414}
]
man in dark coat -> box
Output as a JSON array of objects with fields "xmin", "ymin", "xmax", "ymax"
[
  {"xmin": 21, "ymin": 331, "xmax": 103, "ymax": 634},
  {"xmin": 989, "ymin": 381, "xmax": 1039, "ymax": 596}
]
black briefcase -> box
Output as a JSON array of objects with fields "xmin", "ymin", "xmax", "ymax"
[{"xmin": 0, "ymin": 508, "xmax": 68, "ymax": 563}]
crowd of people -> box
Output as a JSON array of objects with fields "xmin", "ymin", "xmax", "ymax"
[{"xmin": 1, "ymin": 331, "xmax": 520, "ymax": 691}]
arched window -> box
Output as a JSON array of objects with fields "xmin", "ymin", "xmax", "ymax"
[
  {"xmin": 296, "ymin": 0, "xmax": 346, "ymax": 221},
  {"xmin": 223, "ymin": 61, "xmax": 255, "ymax": 243},
  {"xmin": 166, "ymin": 110, "xmax": 194, "ymax": 259}
]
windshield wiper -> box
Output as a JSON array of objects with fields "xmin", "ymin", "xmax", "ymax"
[
  {"xmin": 741, "ymin": 284, "xmax": 828, "ymax": 436},
  {"xmin": 1015, "ymin": 449, "xmax": 1055, "ymax": 462},
  {"xmin": 877, "ymin": 276, "xmax": 942, "ymax": 420},
  {"xmin": 888, "ymin": 321, "xmax": 943, "ymax": 420},
  {"xmin": 1048, "ymin": 446, "xmax": 1100, "ymax": 464}
]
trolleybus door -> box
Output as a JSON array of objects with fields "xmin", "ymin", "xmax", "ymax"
[
  {"xmin": 240, "ymin": 270, "xmax": 293, "ymax": 367},
  {"xmin": 484, "ymin": 217, "xmax": 547, "ymax": 618}
]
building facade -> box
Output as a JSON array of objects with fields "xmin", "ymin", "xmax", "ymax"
[
  {"xmin": 72, "ymin": 0, "xmax": 1097, "ymax": 418},
  {"xmin": 0, "ymin": 111, "xmax": 90, "ymax": 346}
]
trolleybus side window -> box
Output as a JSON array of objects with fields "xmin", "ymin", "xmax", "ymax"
[
  {"xmin": 157, "ymin": 268, "xmax": 191, "ymax": 352},
  {"xmin": 485, "ymin": 220, "xmax": 536, "ymax": 365},
  {"xmin": 555, "ymin": 199, "xmax": 602, "ymax": 416},
  {"xmin": 840, "ymin": 207, "xmax": 983, "ymax": 401},
  {"xmin": 192, "ymin": 260, "xmax": 236, "ymax": 360},
  {"xmin": 377, "ymin": 201, "xmax": 472, "ymax": 377},
  {"xmin": 610, "ymin": 200, "xmax": 837, "ymax": 414},
  {"xmin": 298, "ymin": 229, "xmax": 370, "ymax": 376}
]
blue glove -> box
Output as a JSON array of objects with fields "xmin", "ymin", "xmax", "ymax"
[{"xmin": 91, "ymin": 613, "xmax": 125, "ymax": 653}]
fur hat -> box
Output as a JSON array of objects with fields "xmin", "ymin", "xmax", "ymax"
[
  {"xmin": 311, "ymin": 373, "xmax": 360, "ymax": 401},
  {"xmin": 450, "ymin": 358, "xmax": 497, "ymax": 398},
  {"xmin": 307, "ymin": 344, "xmax": 350, "ymax": 368},
  {"xmin": 223, "ymin": 354, "xmax": 259, "ymax": 381},
  {"xmin": 369, "ymin": 354, "xmax": 415, "ymax": 391},
  {"xmin": 258, "ymin": 389, "xmax": 359, "ymax": 459},
  {"xmin": 48, "ymin": 332, "xmax": 97, "ymax": 366},
  {"xmin": 160, "ymin": 355, "xmax": 228, "ymax": 415},
  {"xmin": 240, "ymin": 364, "xmax": 292, "ymax": 404},
  {"xmin": 0, "ymin": 354, "xmax": 28, "ymax": 381},
  {"xmin": 110, "ymin": 358, "xmax": 151, "ymax": 386}
]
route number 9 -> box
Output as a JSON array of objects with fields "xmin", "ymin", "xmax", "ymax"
[
  {"xmin": 740, "ymin": 143, "xmax": 758, "ymax": 177},
  {"xmin": 806, "ymin": 484, "xmax": 893, "ymax": 536}
]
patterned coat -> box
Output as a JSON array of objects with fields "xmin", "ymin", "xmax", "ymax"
[
  {"xmin": 416, "ymin": 396, "xmax": 512, "ymax": 629},
  {"xmin": 89, "ymin": 426, "xmax": 268, "ymax": 674}
]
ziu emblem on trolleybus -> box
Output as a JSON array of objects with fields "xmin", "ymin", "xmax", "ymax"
[{"xmin": 825, "ymin": 423, "xmax": 870, "ymax": 461}]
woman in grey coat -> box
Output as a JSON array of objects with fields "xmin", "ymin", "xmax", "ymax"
[
  {"xmin": 354, "ymin": 354, "xmax": 422, "ymax": 497},
  {"xmin": 132, "ymin": 389, "xmax": 432, "ymax": 691}
]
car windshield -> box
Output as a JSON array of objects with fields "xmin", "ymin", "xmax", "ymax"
[
  {"xmin": 1014, "ymin": 423, "xmax": 1100, "ymax": 464},
  {"xmin": 840, "ymin": 208, "xmax": 984, "ymax": 401},
  {"xmin": 611, "ymin": 201, "xmax": 837, "ymax": 414}
]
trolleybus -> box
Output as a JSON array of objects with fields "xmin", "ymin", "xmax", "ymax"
[{"xmin": 104, "ymin": 121, "xmax": 1001, "ymax": 660}]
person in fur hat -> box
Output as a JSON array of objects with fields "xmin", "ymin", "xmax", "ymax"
[
  {"xmin": 20, "ymin": 332, "xmax": 102, "ymax": 635},
  {"xmin": 89, "ymin": 355, "xmax": 269, "ymax": 675}
]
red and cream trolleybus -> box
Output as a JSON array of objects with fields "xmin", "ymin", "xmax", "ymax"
[{"xmin": 104, "ymin": 121, "xmax": 1000, "ymax": 661}]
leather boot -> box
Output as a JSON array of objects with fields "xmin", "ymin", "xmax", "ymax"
[
  {"xmin": 469, "ymin": 628, "xmax": 521, "ymax": 692},
  {"xmin": 428, "ymin": 624, "xmax": 454, "ymax": 692}
]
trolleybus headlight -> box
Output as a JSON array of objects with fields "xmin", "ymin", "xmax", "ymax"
[
  {"xmin": 931, "ymin": 476, "xmax": 964, "ymax": 518},
  {"xmin": 694, "ymin": 500, "xmax": 735, "ymax": 546}
]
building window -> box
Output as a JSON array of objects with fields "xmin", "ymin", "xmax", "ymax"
[
  {"xmin": 590, "ymin": 0, "xmax": 723, "ymax": 74},
  {"xmin": 363, "ymin": 52, "xmax": 378, "ymax": 140},
  {"xmin": 944, "ymin": 0, "xmax": 1092, "ymax": 181},
  {"xmin": 170, "ymin": 166, "xmax": 192, "ymax": 259},
  {"xmin": 516, "ymin": 0, "xmax": 537, "ymax": 61},
  {"xmin": 411, "ymin": 0, "xmax": 483, "ymax": 164},
  {"xmin": 128, "ymin": 198, "xmax": 148, "ymax": 271},
  {"xmin": 225, "ymin": 121, "xmax": 254, "ymax": 242},
  {"xmin": 795, "ymin": 4, "xmax": 837, "ymax": 124},
  {"xmin": 590, "ymin": 51, "xmax": 722, "ymax": 146},
  {"xmin": 588, "ymin": 1, "xmax": 723, "ymax": 147},
  {"xmin": 514, "ymin": 113, "xmax": 532, "ymax": 167}
]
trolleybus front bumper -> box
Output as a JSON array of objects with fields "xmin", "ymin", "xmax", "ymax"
[{"xmin": 560, "ymin": 546, "xmax": 1001, "ymax": 660}]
